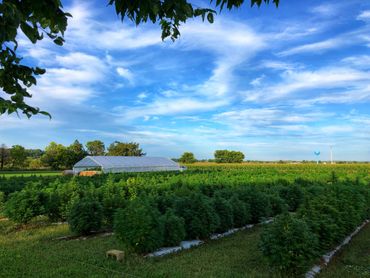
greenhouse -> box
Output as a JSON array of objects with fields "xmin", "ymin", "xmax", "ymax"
[{"xmin": 73, "ymin": 156, "xmax": 181, "ymax": 173}]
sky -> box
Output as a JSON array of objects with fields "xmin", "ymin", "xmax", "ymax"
[{"xmin": 1, "ymin": 0, "xmax": 370, "ymax": 161}]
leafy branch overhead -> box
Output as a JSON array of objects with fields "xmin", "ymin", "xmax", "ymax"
[{"xmin": 0, "ymin": 0, "xmax": 278, "ymax": 118}]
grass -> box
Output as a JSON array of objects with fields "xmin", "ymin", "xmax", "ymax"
[
  {"xmin": 319, "ymin": 223, "xmax": 370, "ymax": 278},
  {"xmin": 0, "ymin": 171, "xmax": 61, "ymax": 177},
  {"xmin": 0, "ymin": 220, "xmax": 277, "ymax": 278},
  {"xmin": 0, "ymin": 219, "xmax": 369, "ymax": 278}
]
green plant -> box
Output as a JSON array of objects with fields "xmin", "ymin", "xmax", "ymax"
[
  {"xmin": 161, "ymin": 209, "xmax": 186, "ymax": 246},
  {"xmin": 4, "ymin": 190, "xmax": 47, "ymax": 223},
  {"xmin": 68, "ymin": 198, "xmax": 103, "ymax": 235},
  {"xmin": 230, "ymin": 194, "xmax": 251, "ymax": 227},
  {"xmin": 278, "ymin": 185, "xmax": 304, "ymax": 211},
  {"xmin": 114, "ymin": 197, "xmax": 164, "ymax": 253},
  {"xmin": 259, "ymin": 213, "xmax": 318, "ymax": 274},
  {"xmin": 174, "ymin": 193, "xmax": 219, "ymax": 239},
  {"xmin": 212, "ymin": 194, "xmax": 233, "ymax": 232}
]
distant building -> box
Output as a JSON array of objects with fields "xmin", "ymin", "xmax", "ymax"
[{"xmin": 73, "ymin": 156, "xmax": 181, "ymax": 174}]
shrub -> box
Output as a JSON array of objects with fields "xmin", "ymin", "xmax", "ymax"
[
  {"xmin": 174, "ymin": 193, "xmax": 219, "ymax": 239},
  {"xmin": 68, "ymin": 198, "xmax": 103, "ymax": 235},
  {"xmin": 114, "ymin": 197, "xmax": 164, "ymax": 253},
  {"xmin": 268, "ymin": 195, "xmax": 288, "ymax": 216},
  {"xmin": 212, "ymin": 194, "xmax": 233, "ymax": 233},
  {"xmin": 238, "ymin": 189, "xmax": 271, "ymax": 223},
  {"xmin": 161, "ymin": 209, "xmax": 186, "ymax": 246},
  {"xmin": 259, "ymin": 213, "xmax": 318, "ymax": 274},
  {"xmin": 229, "ymin": 195, "xmax": 250, "ymax": 227},
  {"xmin": 278, "ymin": 185, "xmax": 304, "ymax": 211},
  {"xmin": 4, "ymin": 190, "xmax": 47, "ymax": 223}
]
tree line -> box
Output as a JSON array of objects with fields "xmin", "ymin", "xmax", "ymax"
[
  {"xmin": 0, "ymin": 140, "xmax": 144, "ymax": 170},
  {"xmin": 178, "ymin": 150, "xmax": 245, "ymax": 164},
  {"xmin": 0, "ymin": 140, "xmax": 245, "ymax": 170}
]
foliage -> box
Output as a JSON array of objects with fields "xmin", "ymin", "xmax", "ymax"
[
  {"xmin": 86, "ymin": 140, "xmax": 105, "ymax": 156},
  {"xmin": 212, "ymin": 194, "xmax": 234, "ymax": 232},
  {"xmin": 9, "ymin": 145, "xmax": 27, "ymax": 168},
  {"xmin": 179, "ymin": 152, "xmax": 196, "ymax": 163},
  {"xmin": 0, "ymin": 0, "xmax": 70, "ymax": 117},
  {"xmin": 229, "ymin": 194, "xmax": 251, "ymax": 227},
  {"xmin": 214, "ymin": 150, "xmax": 245, "ymax": 163},
  {"xmin": 4, "ymin": 189, "xmax": 47, "ymax": 223},
  {"xmin": 161, "ymin": 209, "xmax": 186, "ymax": 246},
  {"xmin": 0, "ymin": 144, "xmax": 9, "ymax": 169},
  {"xmin": 278, "ymin": 184, "xmax": 304, "ymax": 211},
  {"xmin": 41, "ymin": 142, "xmax": 68, "ymax": 170},
  {"xmin": 68, "ymin": 198, "xmax": 103, "ymax": 235},
  {"xmin": 174, "ymin": 193, "xmax": 219, "ymax": 239},
  {"xmin": 107, "ymin": 141, "xmax": 145, "ymax": 156},
  {"xmin": 259, "ymin": 213, "xmax": 318, "ymax": 274},
  {"xmin": 114, "ymin": 197, "xmax": 164, "ymax": 253}
]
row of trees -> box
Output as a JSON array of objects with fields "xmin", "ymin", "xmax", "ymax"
[
  {"xmin": 178, "ymin": 150, "xmax": 245, "ymax": 163},
  {"xmin": 0, "ymin": 140, "xmax": 144, "ymax": 170}
]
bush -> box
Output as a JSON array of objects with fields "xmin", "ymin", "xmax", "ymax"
[
  {"xmin": 174, "ymin": 193, "xmax": 219, "ymax": 239},
  {"xmin": 268, "ymin": 195, "xmax": 288, "ymax": 216},
  {"xmin": 278, "ymin": 185, "xmax": 304, "ymax": 211},
  {"xmin": 68, "ymin": 198, "xmax": 103, "ymax": 235},
  {"xmin": 259, "ymin": 213, "xmax": 318, "ymax": 274},
  {"xmin": 238, "ymin": 189, "xmax": 271, "ymax": 223},
  {"xmin": 212, "ymin": 194, "xmax": 233, "ymax": 232},
  {"xmin": 114, "ymin": 197, "xmax": 164, "ymax": 253},
  {"xmin": 161, "ymin": 209, "xmax": 185, "ymax": 246},
  {"xmin": 4, "ymin": 190, "xmax": 47, "ymax": 223},
  {"xmin": 230, "ymin": 195, "xmax": 250, "ymax": 227}
]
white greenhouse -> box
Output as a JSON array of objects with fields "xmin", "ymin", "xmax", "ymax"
[{"xmin": 73, "ymin": 156, "xmax": 181, "ymax": 173}]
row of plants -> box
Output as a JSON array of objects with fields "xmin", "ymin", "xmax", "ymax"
[{"xmin": 260, "ymin": 184, "xmax": 370, "ymax": 275}]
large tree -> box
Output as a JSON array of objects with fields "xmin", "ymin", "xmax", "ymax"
[
  {"xmin": 214, "ymin": 150, "xmax": 245, "ymax": 163},
  {"xmin": 65, "ymin": 140, "xmax": 87, "ymax": 168},
  {"xmin": 0, "ymin": 144, "xmax": 10, "ymax": 170},
  {"xmin": 0, "ymin": 0, "xmax": 278, "ymax": 118},
  {"xmin": 9, "ymin": 144, "xmax": 27, "ymax": 168},
  {"xmin": 107, "ymin": 141, "xmax": 145, "ymax": 156},
  {"xmin": 179, "ymin": 152, "xmax": 196, "ymax": 163},
  {"xmin": 86, "ymin": 140, "xmax": 105, "ymax": 156},
  {"xmin": 41, "ymin": 142, "xmax": 68, "ymax": 170}
]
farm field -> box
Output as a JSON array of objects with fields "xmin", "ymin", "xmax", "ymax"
[
  {"xmin": 0, "ymin": 218, "xmax": 369, "ymax": 278},
  {"xmin": 0, "ymin": 163, "xmax": 369, "ymax": 277}
]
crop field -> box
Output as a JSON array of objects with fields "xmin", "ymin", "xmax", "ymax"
[{"xmin": 0, "ymin": 163, "xmax": 369, "ymax": 277}]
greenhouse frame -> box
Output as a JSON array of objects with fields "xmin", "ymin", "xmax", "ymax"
[{"xmin": 73, "ymin": 156, "xmax": 182, "ymax": 173}]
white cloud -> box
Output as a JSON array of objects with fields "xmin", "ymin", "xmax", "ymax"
[
  {"xmin": 243, "ymin": 67, "xmax": 370, "ymax": 102},
  {"xmin": 250, "ymin": 75, "xmax": 265, "ymax": 87},
  {"xmin": 278, "ymin": 38, "xmax": 345, "ymax": 56},
  {"xmin": 311, "ymin": 4, "xmax": 338, "ymax": 17},
  {"xmin": 116, "ymin": 67, "xmax": 134, "ymax": 83},
  {"xmin": 357, "ymin": 10, "xmax": 370, "ymax": 22},
  {"xmin": 114, "ymin": 97, "xmax": 228, "ymax": 121}
]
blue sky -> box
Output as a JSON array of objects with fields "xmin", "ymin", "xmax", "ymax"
[{"xmin": 1, "ymin": 0, "xmax": 370, "ymax": 161}]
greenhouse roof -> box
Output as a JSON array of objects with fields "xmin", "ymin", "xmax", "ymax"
[{"xmin": 73, "ymin": 156, "xmax": 179, "ymax": 169}]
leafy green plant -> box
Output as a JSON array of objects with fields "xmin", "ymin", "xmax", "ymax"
[
  {"xmin": 212, "ymin": 194, "xmax": 233, "ymax": 232},
  {"xmin": 259, "ymin": 213, "xmax": 318, "ymax": 274},
  {"xmin": 4, "ymin": 190, "xmax": 47, "ymax": 223},
  {"xmin": 229, "ymin": 194, "xmax": 251, "ymax": 227},
  {"xmin": 161, "ymin": 209, "xmax": 186, "ymax": 246},
  {"xmin": 174, "ymin": 193, "xmax": 219, "ymax": 239},
  {"xmin": 114, "ymin": 197, "xmax": 164, "ymax": 253},
  {"xmin": 68, "ymin": 198, "xmax": 103, "ymax": 235}
]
